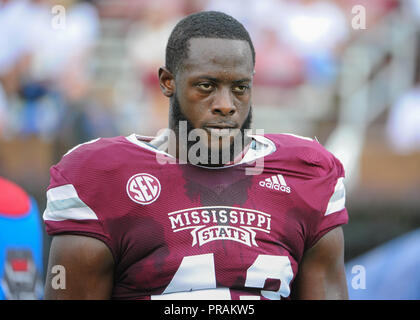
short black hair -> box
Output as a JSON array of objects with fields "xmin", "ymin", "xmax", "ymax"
[{"xmin": 165, "ymin": 11, "xmax": 255, "ymax": 75}]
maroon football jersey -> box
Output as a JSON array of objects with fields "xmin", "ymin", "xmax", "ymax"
[{"xmin": 43, "ymin": 133, "xmax": 348, "ymax": 300}]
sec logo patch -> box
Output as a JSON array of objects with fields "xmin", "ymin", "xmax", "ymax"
[{"xmin": 127, "ymin": 173, "xmax": 161, "ymax": 205}]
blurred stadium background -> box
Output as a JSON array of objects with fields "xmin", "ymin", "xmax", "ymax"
[{"xmin": 0, "ymin": 0, "xmax": 419, "ymax": 299}]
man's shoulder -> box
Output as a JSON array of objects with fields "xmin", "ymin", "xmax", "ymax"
[
  {"xmin": 55, "ymin": 135, "xmax": 144, "ymax": 172},
  {"xmin": 48, "ymin": 135, "xmax": 149, "ymax": 188},
  {"xmin": 61, "ymin": 136, "xmax": 127, "ymax": 161},
  {"xmin": 264, "ymin": 132, "xmax": 322, "ymax": 149},
  {"xmin": 262, "ymin": 133, "xmax": 343, "ymax": 177}
]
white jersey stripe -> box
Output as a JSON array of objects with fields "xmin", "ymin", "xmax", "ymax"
[
  {"xmin": 43, "ymin": 206, "xmax": 98, "ymax": 222},
  {"xmin": 43, "ymin": 184, "xmax": 98, "ymax": 221},
  {"xmin": 271, "ymin": 175, "xmax": 279, "ymax": 185},
  {"xmin": 63, "ymin": 138, "xmax": 101, "ymax": 157},
  {"xmin": 46, "ymin": 198, "xmax": 87, "ymax": 213},
  {"xmin": 46, "ymin": 184, "xmax": 79, "ymax": 201},
  {"xmin": 325, "ymin": 197, "xmax": 346, "ymax": 216},
  {"xmin": 329, "ymin": 188, "xmax": 345, "ymax": 203},
  {"xmin": 281, "ymin": 133, "xmax": 314, "ymax": 142},
  {"xmin": 325, "ymin": 177, "xmax": 346, "ymax": 216}
]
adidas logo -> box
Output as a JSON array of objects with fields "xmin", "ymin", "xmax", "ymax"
[{"xmin": 259, "ymin": 174, "xmax": 291, "ymax": 193}]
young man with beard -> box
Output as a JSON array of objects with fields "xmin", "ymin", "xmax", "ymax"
[{"xmin": 43, "ymin": 11, "xmax": 348, "ymax": 300}]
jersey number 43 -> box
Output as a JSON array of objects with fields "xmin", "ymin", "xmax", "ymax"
[{"xmin": 151, "ymin": 253, "xmax": 294, "ymax": 300}]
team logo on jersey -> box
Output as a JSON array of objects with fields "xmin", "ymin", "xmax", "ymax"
[
  {"xmin": 127, "ymin": 173, "xmax": 161, "ymax": 205},
  {"xmin": 167, "ymin": 206, "xmax": 271, "ymax": 247},
  {"xmin": 259, "ymin": 174, "xmax": 291, "ymax": 193}
]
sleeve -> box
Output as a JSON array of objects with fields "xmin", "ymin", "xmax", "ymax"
[
  {"xmin": 43, "ymin": 163, "xmax": 114, "ymax": 255},
  {"xmin": 305, "ymin": 152, "xmax": 349, "ymax": 250}
]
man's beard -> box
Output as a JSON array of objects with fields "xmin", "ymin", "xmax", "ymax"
[{"xmin": 169, "ymin": 94, "xmax": 253, "ymax": 167}]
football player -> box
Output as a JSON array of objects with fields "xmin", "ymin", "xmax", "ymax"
[{"xmin": 43, "ymin": 11, "xmax": 348, "ymax": 300}]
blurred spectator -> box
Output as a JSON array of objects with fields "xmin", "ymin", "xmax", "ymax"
[
  {"xmin": 205, "ymin": 0, "xmax": 349, "ymax": 87},
  {"xmin": 385, "ymin": 9, "xmax": 420, "ymax": 155},
  {"xmin": 0, "ymin": 0, "xmax": 119, "ymax": 148},
  {"xmin": 253, "ymin": 27, "xmax": 305, "ymax": 88},
  {"xmin": 280, "ymin": 0, "xmax": 349, "ymax": 54},
  {"xmin": 278, "ymin": 0, "xmax": 350, "ymax": 85},
  {"xmin": 205, "ymin": 0, "xmax": 305, "ymax": 88},
  {"xmin": 407, "ymin": 0, "xmax": 420, "ymax": 22},
  {"xmin": 338, "ymin": 0, "xmax": 400, "ymax": 29},
  {"xmin": 24, "ymin": 0, "xmax": 102, "ymax": 141},
  {"xmin": 204, "ymin": 0, "xmax": 259, "ymax": 35},
  {"xmin": 126, "ymin": 0, "xmax": 186, "ymax": 135},
  {"xmin": 94, "ymin": 0, "xmax": 146, "ymax": 20},
  {"xmin": 0, "ymin": 0, "xmax": 34, "ymax": 114},
  {"xmin": 0, "ymin": 0, "xmax": 38, "ymax": 138},
  {"xmin": 386, "ymin": 83, "xmax": 420, "ymax": 154},
  {"xmin": 29, "ymin": 0, "xmax": 99, "ymax": 97}
]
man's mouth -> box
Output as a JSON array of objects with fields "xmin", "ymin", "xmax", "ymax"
[{"xmin": 203, "ymin": 123, "xmax": 240, "ymax": 138}]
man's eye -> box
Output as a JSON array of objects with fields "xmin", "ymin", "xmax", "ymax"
[
  {"xmin": 197, "ymin": 83, "xmax": 213, "ymax": 91},
  {"xmin": 233, "ymin": 85, "xmax": 249, "ymax": 93}
]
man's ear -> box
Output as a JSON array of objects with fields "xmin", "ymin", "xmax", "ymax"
[{"xmin": 159, "ymin": 67, "xmax": 175, "ymax": 97}]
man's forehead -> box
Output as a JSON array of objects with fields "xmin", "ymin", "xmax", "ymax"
[{"xmin": 182, "ymin": 37, "xmax": 254, "ymax": 73}]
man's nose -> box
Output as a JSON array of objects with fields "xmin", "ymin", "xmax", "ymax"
[{"xmin": 211, "ymin": 88, "xmax": 236, "ymax": 116}]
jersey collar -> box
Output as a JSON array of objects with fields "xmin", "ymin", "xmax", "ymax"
[{"xmin": 125, "ymin": 131, "xmax": 276, "ymax": 168}]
